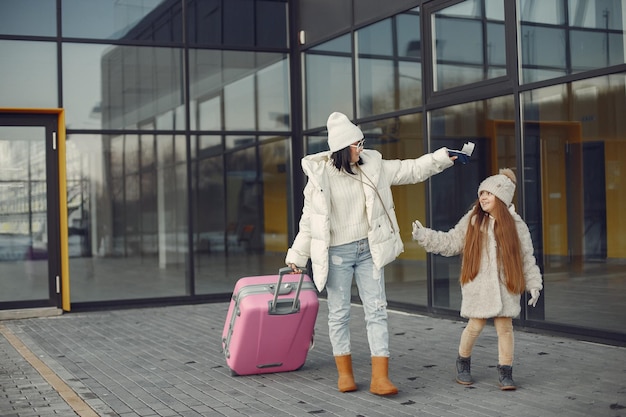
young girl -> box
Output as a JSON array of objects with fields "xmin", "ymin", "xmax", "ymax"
[{"xmin": 411, "ymin": 168, "xmax": 542, "ymax": 390}]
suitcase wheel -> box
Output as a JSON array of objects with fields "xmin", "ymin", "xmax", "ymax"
[{"xmin": 230, "ymin": 368, "xmax": 239, "ymax": 377}]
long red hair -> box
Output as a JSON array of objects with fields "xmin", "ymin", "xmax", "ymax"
[{"xmin": 460, "ymin": 199, "xmax": 525, "ymax": 294}]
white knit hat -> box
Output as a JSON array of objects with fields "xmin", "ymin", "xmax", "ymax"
[
  {"xmin": 478, "ymin": 168, "xmax": 517, "ymax": 207},
  {"xmin": 326, "ymin": 112, "xmax": 363, "ymax": 152}
]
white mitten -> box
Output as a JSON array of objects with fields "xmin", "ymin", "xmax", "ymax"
[
  {"xmin": 528, "ymin": 288, "xmax": 540, "ymax": 307},
  {"xmin": 412, "ymin": 220, "xmax": 423, "ymax": 240}
]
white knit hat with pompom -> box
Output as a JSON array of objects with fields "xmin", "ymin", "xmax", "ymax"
[{"xmin": 477, "ymin": 168, "xmax": 517, "ymax": 206}]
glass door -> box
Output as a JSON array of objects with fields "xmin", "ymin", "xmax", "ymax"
[{"xmin": 0, "ymin": 113, "xmax": 61, "ymax": 310}]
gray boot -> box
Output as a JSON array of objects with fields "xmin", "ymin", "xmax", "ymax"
[
  {"xmin": 497, "ymin": 365, "xmax": 516, "ymax": 390},
  {"xmin": 455, "ymin": 356, "xmax": 474, "ymax": 385}
]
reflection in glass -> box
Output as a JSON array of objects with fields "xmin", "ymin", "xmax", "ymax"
[
  {"xmin": 398, "ymin": 61, "xmax": 422, "ymax": 109},
  {"xmin": 0, "ymin": 126, "xmax": 48, "ymax": 302},
  {"xmin": 0, "ymin": 0, "xmax": 56, "ymax": 37},
  {"xmin": 257, "ymin": 60, "xmax": 290, "ymax": 131},
  {"xmin": 0, "ymin": 41, "xmax": 57, "ymax": 108},
  {"xmin": 62, "ymin": 0, "xmax": 180, "ymax": 41},
  {"xmin": 358, "ymin": 59, "xmax": 395, "ymax": 117},
  {"xmin": 226, "ymin": 147, "xmax": 261, "ymax": 254},
  {"xmin": 190, "ymin": 49, "xmax": 289, "ymax": 132},
  {"xmin": 358, "ymin": 19, "xmax": 393, "ymax": 56},
  {"xmin": 193, "ymin": 146, "xmax": 227, "ymax": 293},
  {"xmin": 350, "ymin": 114, "xmax": 429, "ymax": 307},
  {"xmin": 197, "ymin": 96, "xmax": 222, "ymax": 131},
  {"xmin": 65, "ymin": 44, "xmax": 184, "ymax": 130},
  {"xmin": 225, "ymin": 75, "xmax": 255, "ymax": 131},
  {"xmin": 259, "ymin": 138, "xmax": 289, "ymax": 254},
  {"xmin": 305, "ymin": 35, "xmax": 353, "ymax": 128},
  {"xmin": 396, "ymin": 10, "xmax": 421, "ymax": 58},
  {"xmin": 432, "ymin": 0, "xmax": 506, "ymax": 91},
  {"xmin": 521, "ymin": 74, "xmax": 626, "ymax": 333},
  {"xmin": 357, "ymin": 10, "xmax": 422, "ymax": 118},
  {"xmin": 428, "ymin": 96, "xmax": 515, "ymax": 310},
  {"xmin": 519, "ymin": 0, "xmax": 565, "ymax": 25},
  {"xmin": 67, "ymin": 134, "xmax": 188, "ymax": 302},
  {"xmin": 518, "ymin": 0, "xmax": 626, "ymax": 83}
]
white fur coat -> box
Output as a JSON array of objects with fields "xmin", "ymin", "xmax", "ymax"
[{"xmin": 413, "ymin": 206, "xmax": 543, "ymax": 318}]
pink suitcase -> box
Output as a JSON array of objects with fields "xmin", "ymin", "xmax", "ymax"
[{"xmin": 221, "ymin": 267, "xmax": 319, "ymax": 376}]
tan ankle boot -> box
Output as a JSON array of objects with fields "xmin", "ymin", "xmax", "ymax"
[
  {"xmin": 369, "ymin": 356, "xmax": 398, "ymax": 396},
  {"xmin": 334, "ymin": 354, "xmax": 357, "ymax": 392}
]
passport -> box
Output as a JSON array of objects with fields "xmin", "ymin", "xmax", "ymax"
[{"xmin": 448, "ymin": 142, "xmax": 475, "ymax": 164}]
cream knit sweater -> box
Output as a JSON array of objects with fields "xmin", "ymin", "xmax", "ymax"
[{"xmin": 326, "ymin": 163, "xmax": 369, "ymax": 246}]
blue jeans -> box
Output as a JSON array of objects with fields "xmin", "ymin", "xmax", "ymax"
[{"xmin": 326, "ymin": 238, "xmax": 390, "ymax": 357}]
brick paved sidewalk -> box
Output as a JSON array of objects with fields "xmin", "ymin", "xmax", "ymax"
[{"xmin": 1, "ymin": 302, "xmax": 625, "ymax": 417}]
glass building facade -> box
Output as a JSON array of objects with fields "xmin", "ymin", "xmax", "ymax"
[{"xmin": 0, "ymin": 0, "xmax": 624, "ymax": 345}]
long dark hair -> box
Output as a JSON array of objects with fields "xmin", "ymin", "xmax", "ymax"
[{"xmin": 331, "ymin": 147, "xmax": 363, "ymax": 174}]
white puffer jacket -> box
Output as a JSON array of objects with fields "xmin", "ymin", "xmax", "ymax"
[
  {"xmin": 413, "ymin": 206, "xmax": 543, "ymax": 318},
  {"xmin": 286, "ymin": 148, "xmax": 453, "ymax": 292}
]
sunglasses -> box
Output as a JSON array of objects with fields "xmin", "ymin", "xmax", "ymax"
[{"xmin": 350, "ymin": 139, "xmax": 365, "ymax": 150}]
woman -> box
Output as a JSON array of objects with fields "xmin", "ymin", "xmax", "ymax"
[
  {"xmin": 412, "ymin": 168, "xmax": 543, "ymax": 390},
  {"xmin": 286, "ymin": 112, "xmax": 455, "ymax": 395}
]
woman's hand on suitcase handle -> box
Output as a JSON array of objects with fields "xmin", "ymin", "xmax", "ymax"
[{"xmin": 287, "ymin": 263, "xmax": 302, "ymax": 274}]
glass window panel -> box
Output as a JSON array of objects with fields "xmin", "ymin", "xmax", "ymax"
[
  {"xmin": 432, "ymin": 0, "xmax": 506, "ymax": 91},
  {"xmin": 62, "ymin": 0, "xmax": 181, "ymax": 42},
  {"xmin": 197, "ymin": 135, "xmax": 223, "ymax": 155},
  {"xmin": 305, "ymin": 54, "xmax": 353, "ymax": 129},
  {"xmin": 440, "ymin": 0, "xmax": 481, "ymax": 18},
  {"xmin": 485, "ymin": 0, "xmax": 505, "ymax": 20},
  {"xmin": 352, "ymin": 114, "xmax": 428, "ymax": 307},
  {"xmin": 357, "ymin": 19, "xmax": 393, "ymax": 56},
  {"xmin": 191, "ymin": 50, "xmax": 287, "ymax": 132},
  {"xmin": 398, "ymin": 61, "xmax": 422, "ymax": 109},
  {"xmin": 67, "ymin": 134, "xmax": 187, "ymax": 302},
  {"xmin": 309, "ymin": 34, "xmax": 351, "ymax": 53},
  {"xmin": 572, "ymin": 30, "xmax": 625, "ymax": 71},
  {"xmin": 193, "ymin": 148, "xmax": 226, "ymax": 293},
  {"xmin": 189, "ymin": 49, "xmax": 222, "ymax": 130},
  {"xmin": 519, "ymin": 0, "xmax": 626, "ymax": 84},
  {"xmin": 305, "ymin": 134, "xmax": 329, "ymax": 154},
  {"xmin": 358, "ymin": 58, "xmax": 395, "ymax": 118},
  {"xmin": 226, "ymin": 135, "xmax": 256, "ymax": 150},
  {"xmin": 258, "ymin": 138, "xmax": 290, "ymax": 260},
  {"xmin": 174, "ymin": 134, "xmax": 186, "ymax": 163},
  {"xmin": 397, "ymin": 10, "xmax": 421, "ymax": 58},
  {"xmin": 157, "ymin": 135, "xmax": 188, "ymax": 266},
  {"xmin": 435, "ymin": 18, "xmax": 483, "ymax": 65},
  {"xmin": 225, "ymin": 147, "xmax": 259, "ymax": 255},
  {"xmin": 519, "ymin": 0, "xmax": 566, "ymax": 24},
  {"xmin": 257, "ymin": 58, "xmax": 290, "ymax": 131},
  {"xmin": 428, "ymin": 95, "xmax": 516, "ymax": 310},
  {"xmin": 0, "ymin": 0, "xmax": 56, "ymax": 36},
  {"xmin": 62, "ymin": 43, "xmax": 109, "ymax": 130},
  {"xmin": 569, "ymin": 0, "xmax": 624, "ymax": 30},
  {"xmin": 519, "ymin": 26, "xmax": 567, "ymax": 83},
  {"xmin": 198, "ymin": 96, "xmax": 222, "ymax": 131},
  {"xmin": 487, "ymin": 22, "xmax": 506, "ymax": 66},
  {"xmin": 0, "ymin": 41, "xmax": 57, "ymax": 108},
  {"xmin": 141, "ymin": 134, "xmax": 156, "ymax": 170},
  {"xmin": 521, "ymin": 74, "xmax": 626, "ymax": 334},
  {"xmin": 64, "ymin": 44, "xmax": 184, "ymax": 130},
  {"xmin": 224, "ymin": 75, "xmax": 255, "ymax": 131}
]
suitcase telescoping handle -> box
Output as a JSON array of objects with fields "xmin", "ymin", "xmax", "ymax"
[{"xmin": 270, "ymin": 266, "xmax": 308, "ymax": 315}]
